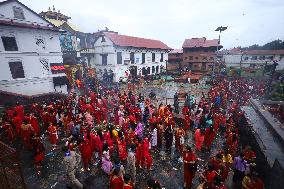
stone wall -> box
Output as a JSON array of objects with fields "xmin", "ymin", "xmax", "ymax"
[{"xmin": 236, "ymin": 109, "xmax": 284, "ymax": 189}]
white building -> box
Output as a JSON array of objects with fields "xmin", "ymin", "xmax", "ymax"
[
  {"xmin": 0, "ymin": 0, "xmax": 67, "ymax": 97},
  {"xmin": 90, "ymin": 31, "xmax": 171, "ymax": 82},
  {"xmin": 223, "ymin": 48, "xmax": 284, "ymax": 70}
]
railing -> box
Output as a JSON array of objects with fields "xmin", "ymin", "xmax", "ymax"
[{"xmin": 0, "ymin": 141, "xmax": 26, "ymax": 189}]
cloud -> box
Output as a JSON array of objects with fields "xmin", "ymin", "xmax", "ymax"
[{"xmin": 18, "ymin": 0, "xmax": 284, "ymax": 49}]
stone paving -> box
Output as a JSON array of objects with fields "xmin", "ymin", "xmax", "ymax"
[{"xmin": 13, "ymin": 82, "xmax": 229, "ymax": 189}]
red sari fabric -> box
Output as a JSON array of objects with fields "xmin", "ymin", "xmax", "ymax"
[
  {"xmin": 117, "ymin": 140, "xmax": 127, "ymax": 161},
  {"xmin": 28, "ymin": 116, "xmax": 40, "ymax": 135},
  {"xmin": 110, "ymin": 175, "xmax": 124, "ymax": 189},
  {"xmin": 123, "ymin": 183, "xmax": 133, "ymax": 189},
  {"xmin": 195, "ymin": 129, "xmax": 204, "ymax": 151},
  {"xmin": 183, "ymin": 151, "xmax": 197, "ymax": 188},
  {"xmin": 47, "ymin": 125, "xmax": 58, "ymax": 145},
  {"xmin": 79, "ymin": 139, "xmax": 92, "ymax": 168},
  {"xmin": 15, "ymin": 105, "xmax": 24, "ymax": 119}
]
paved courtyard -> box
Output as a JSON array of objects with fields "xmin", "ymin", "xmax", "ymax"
[{"xmin": 12, "ymin": 81, "xmax": 228, "ymax": 189}]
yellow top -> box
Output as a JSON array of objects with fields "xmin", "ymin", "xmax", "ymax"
[
  {"xmin": 222, "ymin": 154, "xmax": 233, "ymax": 164},
  {"xmin": 112, "ymin": 129, "xmax": 118, "ymax": 138}
]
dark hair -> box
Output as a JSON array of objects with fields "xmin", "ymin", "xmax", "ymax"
[
  {"xmin": 216, "ymin": 153, "xmax": 223, "ymax": 160},
  {"xmin": 62, "ymin": 146, "xmax": 69, "ymax": 153},
  {"xmin": 124, "ymin": 174, "xmax": 131, "ymax": 183},
  {"xmin": 185, "ymin": 145, "xmax": 192, "ymax": 152},
  {"xmin": 113, "ymin": 167, "xmax": 120, "ymax": 175},
  {"xmin": 214, "ymin": 175, "xmax": 223, "ymax": 186},
  {"xmin": 147, "ymin": 178, "xmax": 162, "ymax": 189}
]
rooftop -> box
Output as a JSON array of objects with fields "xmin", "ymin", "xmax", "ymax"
[
  {"xmin": 170, "ymin": 49, "xmax": 183, "ymax": 54},
  {"xmin": 46, "ymin": 18, "xmax": 81, "ymax": 32},
  {"xmin": 244, "ymin": 49, "xmax": 284, "ymax": 55},
  {"xmin": 182, "ymin": 37, "xmax": 221, "ymax": 48},
  {"xmin": 0, "ymin": 18, "xmax": 60, "ymax": 31},
  {"xmin": 103, "ymin": 32, "xmax": 172, "ymax": 50},
  {"xmin": 39, "ymin": 5, "xmax": 71, "ymax": 21}
]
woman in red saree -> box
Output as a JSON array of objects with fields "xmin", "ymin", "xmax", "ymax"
[
  {"xmin": 195, "ymin": 128, "xmax": 205, "ymax": 151},
  {"xmin": 47, "ymin": 123, "xmax": 58, "ymax": 146},
  {"xmin": 183, "ymin": 145, "xmax": 197, "ymax": 189},
  {"xmin": 117, "ymin": 138, "xmax": 127, "ymax": 161},
  {"xmin": 110, "ymin": 168, "xmax": 124, "ymax": 189},
  {"xmin": 79, "ymin": 138, "xmax": 92, "ymax": 171}
]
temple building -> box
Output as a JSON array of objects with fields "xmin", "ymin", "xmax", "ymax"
[
  {"xmin": 182, "ymin": 37, "xmax": 222, "ymax": 73},
  {"xmin": 0, "ymin": 0, "xmax": 67, "ymax": 99},
  {"xmin": 168, "ymin": 49, "xmax": 183, "ymax": 73},
  {"xmin": 39, "ymin": 6, "xmax": 96, "ymax": 84},
  {"xmin": 90, "ymin": 31, "xmax": 171, "ymax": 82}
]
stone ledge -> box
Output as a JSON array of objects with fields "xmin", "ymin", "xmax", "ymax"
[{"xmin": 250, "ymin": 98, "xmax": 284, "ymax": 147}]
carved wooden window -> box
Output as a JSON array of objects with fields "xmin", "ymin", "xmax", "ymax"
[
  {"xmin": 117, "ymin": 52, "xmax": 122, "ymax": 64},
  {"xmin": 160, "ymin": 53, "xmax": 163, "ymax": 62},
  {"xmin": 142, "ymin": 53, "xmax": 145, "ymax": 63},
  {"xmin": 101, "ymin": 54, "xmax": 108, "ymax": 65},
  {"xmin": 152, "ymin": 53, "xmax": 155, "ymax": 62}
]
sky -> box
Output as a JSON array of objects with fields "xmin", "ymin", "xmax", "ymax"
[{"xmin": 16, "ymin": 0, "xmax": 284, "ymax": 49}]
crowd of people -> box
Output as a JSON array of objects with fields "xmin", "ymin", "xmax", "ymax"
[{"xmin": 0, "ymin": 77, "xmax": 267, "ymax": 189}]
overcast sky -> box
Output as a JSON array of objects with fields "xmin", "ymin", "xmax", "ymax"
[{"xmin": 18, "ymin": 0, "xmax": 284, "ymax": 49}]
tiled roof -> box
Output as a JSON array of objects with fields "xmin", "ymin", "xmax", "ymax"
[
  {"xmin": 0, "ymin": 19, "xmax": 60, "ymax": 31},
  {"xmin": 170, "ymin": 49, "xmax": 183, "ymax": 54},
  {"xmin": 244, "ymin": 50, "xmax": 284, "ymax": 55},
  {"xmin": 104, "ymin": 32, "xmax": 171, "ymax": 50},
  {"xmin": 182, "ymin": 37, "xmax": 220, "ymax": 48}
]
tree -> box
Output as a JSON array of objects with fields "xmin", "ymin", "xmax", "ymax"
[{"xmin": 239, "ymin": 39, "xmax": 284, "ymax": 51}]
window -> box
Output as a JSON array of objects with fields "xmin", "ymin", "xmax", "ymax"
[
  {"xmin": 160, "ymin": 53, "xmax": 163, "ymax": 62},
  {"xmin": 251, "ymin": 56, "xmax": 257, "ymax": 60},
  {"xmin": 259, "ymin": 56, "xmax": 265, "ymax": 60},
  {"xmin": 142, "ymin": 53, "xmax": 145, "ymax": 63},
  {"xmin": 201, "ymin": 63, "xmax": 206, "ymax": 70},
  {"xmin": 250, "ymin": 64, "xmax": 256, "ymax": 68},
  {"xmin": 244, "ymin": 57, "xmax": 249, "ymax": 60},
  {"xmin": 13, "ymin": 6, "xmax": 25, "ymax": 19},
  {"xmin": 202, "ymin": 56, "xmax": 207, "ymax": 60},
  {"xmin": 156, "ymin": 66, "xmax": 159, "ymax": 73},
  {"xmin": 130, "ymin": 52, "xmax": 135, "ymax": 64},
  {"xmin": 35, "ymin": 37, "xmax": 45, "ymax": 49},
  {"xmin": 188, "ymin": 62, "xmax": 192, "ymax": 70},
  {"xmin": 101, "ymin": 54, "xmax": 108, "ymax": 65},
  {"xmin": 9, "ymin": 61, "xmax": 25, "ymax": 79},
  {"xmin": 189, "ymin": 56, "xmax": 193, "ymax": 60},
  {"xmin": 152, "ymin": 66, "xmax": 155, "ymax": 73},
  {"xmin": 2, "ymin": 36, "xmax": 18, "ymax": 51},
  {"xmin": 184, "ymin": 57, "xmax": 187, "ymax": 60},
  {"xmin": 267, "ymin": 56, "xmax": 273, "ymax": 60},
  {"xmin": 135, "ymin": 58, "xmax": 139, "ymax": 64},
  {"xmin": 210, "ymin": 57, "xmax": 214, "ymax": 60},
  {"xmin": 117, "ymin": 52, "xmax": 122, "ymax": 64},
  {"xmin": 195, "ymin": 56, "xmax": 199, "ymax": 60},
  {"xmin": 101, "ymin": 36, "xmax": 106, "ymax": 42},
  {"xmin": 152, "ymin": 53, "xmax": 155, "ymax": 62}
]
